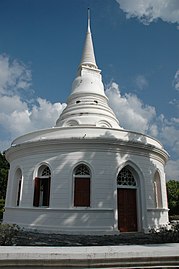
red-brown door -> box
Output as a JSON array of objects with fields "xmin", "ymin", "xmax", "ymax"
[
  {"xmin": 74, "ymin": 177, "xmax": 90, "ymax": 207},
  {"xmin": 117, "ymin": 188, "xmax": 138, "ymax": 232}
]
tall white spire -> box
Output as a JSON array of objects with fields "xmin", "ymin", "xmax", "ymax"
[
  {"xmin": 80, "ymin": 8, "xmax": 97, "ymax": 68},
  {"xmin": 55, "ymin": 10, "xmax": 120, "ymax": 129},
  {"xmin": 87, "ymin": 8, "xmax": 91, "ymax": 33}
]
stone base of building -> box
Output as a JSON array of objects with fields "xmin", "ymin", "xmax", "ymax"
[{"xmin": 3, "ymin": 206, "xmax": 169, "ymax": 235}]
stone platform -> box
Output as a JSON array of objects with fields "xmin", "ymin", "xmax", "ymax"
[{"xmin": 0, "ymin": 244, "xmax": 179, "ymax": 268}]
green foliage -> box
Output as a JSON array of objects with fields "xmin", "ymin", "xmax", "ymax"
[
  {"xmin": 166, "ymin": 180, "xmax": 179, "ymax": 216},
  {"xmin": 0, "ymin": 198, "xmax": 5, "ymax": 220},
  {"xmin": 0, "ymin": 223, "xmax": 20, "ymax": 246},
  {"xmin": 0, "ymin": 152, "xmax": 9, "ymax": 199},
  {"xmin": 150, "ymin": 223, "xmax": 179, "ymax": 243}
]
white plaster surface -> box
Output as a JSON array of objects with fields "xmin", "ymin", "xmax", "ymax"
[{"xmin": 0, "ymin": 244, "xmax": 179, "ymax": 259}]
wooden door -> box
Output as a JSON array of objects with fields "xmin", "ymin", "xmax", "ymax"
[
  {"xmin": 74, "ymin": 177, "xmax": 90, "ymax": 207},
  {"xmin": 33, "ymin": 177, "xmax": 40, "ymax": 207},
  {"xmin": 33, "ymin": 177, "xmax": 50, "ymax": 207},
  {"xmin": 117, "ymin": 188, "xmax": 138, "ymax": 232},
  {"xmin": 42, "ymin": 178, "xmax": 51, "ymax": 206}
]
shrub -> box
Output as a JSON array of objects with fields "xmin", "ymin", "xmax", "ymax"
[
  {"xmin": 169, "ymin": 215, "xmax": 179, "ymax": 221},
  {"xmin": 150, "ymin": 224, "xmax": 179, "ymax": 243},
  {"xmin": 0, "ymin": 223, "xmax": 21, "ymax": 246}
]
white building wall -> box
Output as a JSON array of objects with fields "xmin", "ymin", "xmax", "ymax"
[{"xmin": 4, "ymin": 141, "xmax": 169, "ymax": 234}]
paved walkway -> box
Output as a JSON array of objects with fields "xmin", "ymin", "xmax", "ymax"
[{"xmin": 0, "ymin": 244, "xmax": 179, "ymax": 268}]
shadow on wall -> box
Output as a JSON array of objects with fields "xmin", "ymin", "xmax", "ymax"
[
  {"xmin": 15, "ymin": 128, "xmax": 169, "ymax": 232},
  {"xmin": 127, "ymin": 131, "xmax": 169, "ymax": 229}
]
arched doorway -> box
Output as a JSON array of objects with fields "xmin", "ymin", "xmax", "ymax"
[
  {"xmin": 73, "ymin": 164, "xmax": 91, "ymax": 207},
  {"xmin": 117, "ymin": 166, "xmax": 138, "ymax": 232}
]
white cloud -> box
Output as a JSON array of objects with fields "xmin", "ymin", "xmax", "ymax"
[
  {"xmin": 0, "ymin": 54, "xmax": 31, "ymax": 95},
  {"xmin": 149, "ymin": 123, "xmax": 158, "ymax": 137},
  {"xmin": 29, "ymin": 98, "xmax": 66, "ymax": 130},
  {"xmin": 0, "ymin": 96, "xmax": 66, "ymax": 139},
  {"xmin": 135, "ymin": 74, "xmax": 148, "ymax": 90},
  {"xmin": 165, "ymin": 159, "xmax": 179, "ymax": 181},
  {"xmin": 156, "ymin": 115, "xmax": 179, "ymax": 156},
  {"xmin": 106, "ymin": 81, "xmax": 179, "ymax": 180},
  {"xmin": 106, "ymin": 82, "xmax": 179, "ymax": 154},
  {"xmin": 0, "ymin": 95, "xmax": 28, "ymax": 114},
  {"xmin": 171, "ymin": 117, "xmax": 179, "ymax": 124},
  {"xmin": 173, "ymin": 69, "xmax": 179, "ymax": 91},
  {"xmin": 116, "ymin": 0, "xmax": 179, "ymax": 25},
  {"xmin": 106, "ymin": 82, "xmax": 156, "ymax": 133},
  {"xmin": 161, "ymin": 125, "xmax": 179, "ymax": 155},
  {"xmin": 0, "ymin": 139, "xmax": 12, "ymax": 153},
  {"xmin": 0, "ymin": 55, "xmax": 66, "ymax": 152}
]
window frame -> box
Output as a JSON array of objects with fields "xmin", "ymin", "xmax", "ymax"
[
  {"xmin": 33, "ymin": 165, "xmax": 51, "ymax": 207},
  {"xmin": 154, "ymin": 171, "xmax": 162, "ymax": 208},
  {"xmin": 14, "ymin": 168, "xmax": 22, "ymax": 207},
  {"xmin": 73, "ymin": 164, "xmax": 91, "ymax": 207},
  {"xmin": 117, "ymin": 167, "xmax": 137, "ymax": 189}
]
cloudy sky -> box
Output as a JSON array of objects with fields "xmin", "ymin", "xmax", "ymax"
[{"xmin": 0, "ymin": 0, "xmax": 178, "ymax": 180}]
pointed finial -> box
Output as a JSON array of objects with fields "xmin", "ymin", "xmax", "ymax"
[
  {"xmin": 80, "ymin": 8, "xmax": 97, "ymax": 68},
  {"xmin": 87, "ymin": 8, "xmax": 91, "ymax": 33}
]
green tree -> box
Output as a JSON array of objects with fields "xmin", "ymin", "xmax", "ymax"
[
  {"xmin": 0, "ymin": 152, "xmax": 9, "ymax": 199},
  {"xmin": 0, "ymin": 152, "xmax": 9, "ymax": 219},
  {"xmin": 166, "ymin": 180, "xmax": 179, "ymax": 216}
]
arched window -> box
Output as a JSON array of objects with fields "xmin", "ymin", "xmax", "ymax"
[
  {"xmin": 117, "ymin": 167, "xmax": 136, "ymax": 187},
  {"xmin": 41, "ymin": 166, "xmax": 51, "ymax": 176},
  {"xmin": 154, "ymin": 171, "xmax": 162, "ymax": 208},
  {"xmin": 74, "ymin": 164, "xmax": 90, "ymax": 207},
  {"xmin": 33, "ymin": 165, "xmax": 51, "ymax": 207},
  {"xmin": 15, "ymin": 168, "xmax": 22, "ymax": 206}
]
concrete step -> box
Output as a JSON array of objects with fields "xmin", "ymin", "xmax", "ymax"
[{"xmin": 0, "ymin": 244, "xmax": 179, "ymax": 268}]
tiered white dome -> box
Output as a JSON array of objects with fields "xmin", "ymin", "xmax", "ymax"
[{"xmin": 55, "ymin": 11, "xmax": 120, "ymax": 129}]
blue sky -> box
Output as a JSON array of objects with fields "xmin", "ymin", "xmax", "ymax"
[{"xmin": 0, "ymin": 0, "xmax": 178, "ymax": 180}]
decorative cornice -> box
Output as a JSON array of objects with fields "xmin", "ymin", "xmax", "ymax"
[{"xmin": 6, "ymin": 135, "xmax": 168, "ymax": 165}]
